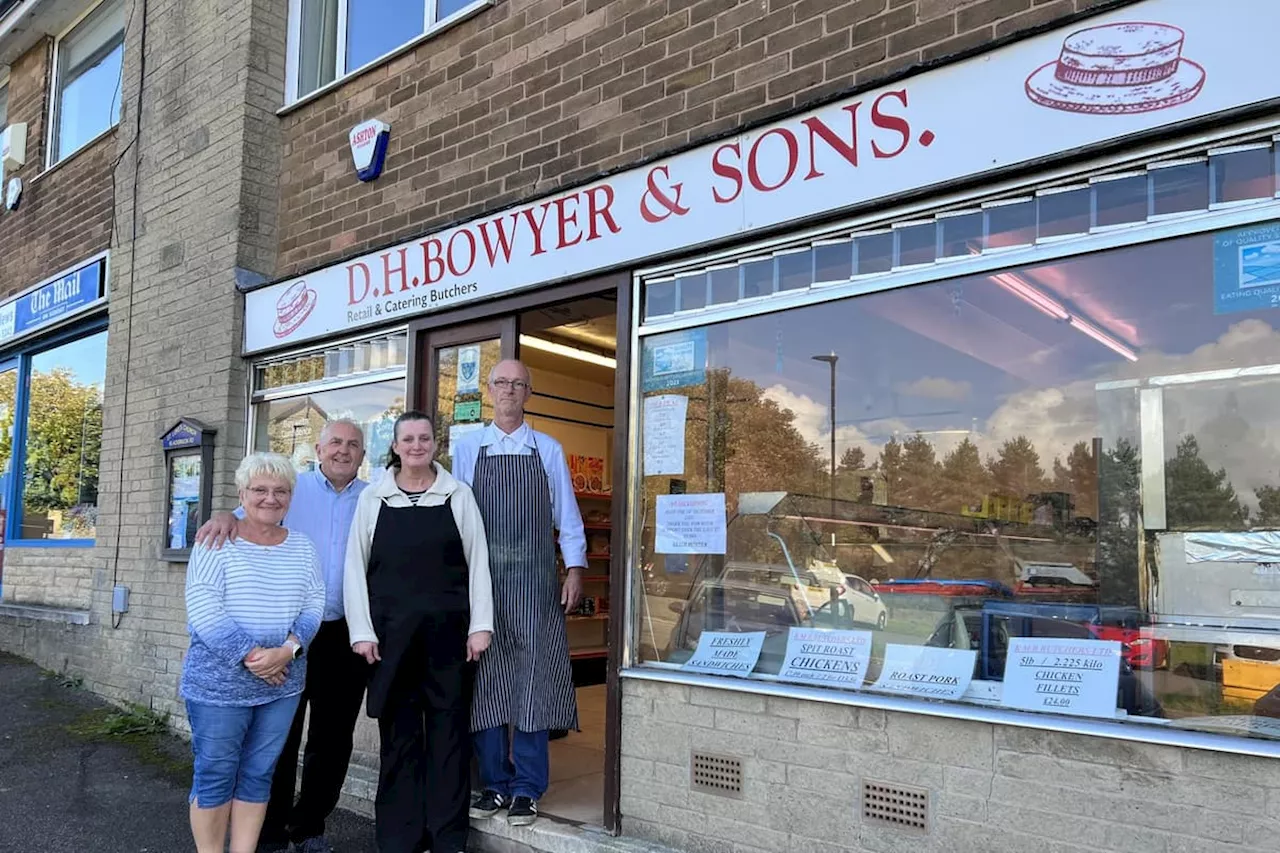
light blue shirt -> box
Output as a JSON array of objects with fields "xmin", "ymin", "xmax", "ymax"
[
  {"xmin": 451, "ymin": 421, "xmax": 587, "ymax": 568},
  {"xmin": 237, "ymin": 467, "xmax": 367, "ymax": 621}
]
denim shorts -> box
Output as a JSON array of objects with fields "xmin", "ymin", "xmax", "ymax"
[{"xmin": 186, "ymin": 695, "xmax": 300, "ymax": 808}]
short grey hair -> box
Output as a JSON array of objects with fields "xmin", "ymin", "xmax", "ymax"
[
  {"xmin": 235, "ymin": 452, "xmax": 297, "ymax": 490},
  {"xmin": 319, "ymin": 418, "xmax": 365, "ymax": 446}
]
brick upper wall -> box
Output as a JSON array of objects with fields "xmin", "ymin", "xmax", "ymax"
[
  {"xmin": 277, "ymin": 0, "xmax": 1134, "ymax": 278},
  {"xmin": 0, "ymin": 38, "xmax": 114, "ymax": 297}
]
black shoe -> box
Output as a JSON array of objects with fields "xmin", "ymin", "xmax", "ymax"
[
  {"xmin": 507, "ymin": 796, "xmax": 538, "ymax": 826},
  {"xmin": 469, "ymin": 789, "xmax": 508, "ymax": 819}
]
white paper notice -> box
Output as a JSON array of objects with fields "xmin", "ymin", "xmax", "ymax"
[
  {"xmin": 870, "ymin": 644, "xmax": 976, "ymax": 700},
  {"xmin": 779, "ymin": 628, "xmax": 872, "ymax": 689},
  {"xmin": 655, "ymin": 493, "xmax": 726, "ymax": 554},
  {"xmin": 448, "ymin": 422, "xmax": 484, "ymax": 449},
  {"xmin": 681, "ymin": 631, "xmax": 766, "ymax": 677},
  {"xmin": 456, "ymin": 345, "xmax": 481, "ymax": 394},
  {"xmin": 1001, "ymin": 638, "xmax": 1121, "ymax": 719},
  {"xmin": 643, "ymin": 394, "xmax": 687, "ymax": 476}
]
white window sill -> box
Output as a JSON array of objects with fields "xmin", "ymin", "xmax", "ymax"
[
  {"xmin": 35, "ymin": 124, "xmax": 119, "ymax": 185},
  {"xmin": 278, "ymin": 0, "xmax": 495, "ymax": 118}
]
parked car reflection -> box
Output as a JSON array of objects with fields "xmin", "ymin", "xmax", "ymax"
[
  {"xmin": 664, "ymin": 576, "xmax": 858, "ymax": 674},
  {"xmin": 926, "ymin": 600, "xmax": 1163, "ymax": 717}
]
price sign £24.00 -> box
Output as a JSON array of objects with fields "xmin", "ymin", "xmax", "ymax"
[{"xmin": 1001, "ymin": 638, "xmax": 1122, "ymax": 719}]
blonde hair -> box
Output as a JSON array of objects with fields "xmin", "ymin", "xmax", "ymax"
[{"xmin": 235, "ymin": 452, "xmax": 297, "ymax": 491}]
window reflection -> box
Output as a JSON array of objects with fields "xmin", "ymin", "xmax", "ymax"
[
  {"xmin": 638, "ymin": 225, "xmax": 1280, "ymax": 737},
  {"xmin": 21, "ymin": 332, "xmax": 106, "ymax": 540},
  {"xmin": 345, "ymin": 0, "xmax": 425, "ymax": 73},
  {"xmin": 253, "ymin": 379, "xmax": 404, "ymax": 482}
]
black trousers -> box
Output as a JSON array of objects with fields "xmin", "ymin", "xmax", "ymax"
[
  {"xmin": 260, "ymin": 619, "xmax": 368, "ymax": 846},
  {"xmin": 376, "ymin": 694, "xmax": 471, "ymax": 853}
]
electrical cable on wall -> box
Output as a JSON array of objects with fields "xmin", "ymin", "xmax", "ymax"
[{"xmin": 107, "ymin": 0, "xmax": 148, "ymax": 630}]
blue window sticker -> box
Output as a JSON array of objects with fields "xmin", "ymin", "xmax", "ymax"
[
  {"xmin": 1214, "ymin": 221, "xmax": 1280, "ymax": 315},
  {"xmin": 642, "ymin": 328, "xmax": 707, "ymax": 393}
]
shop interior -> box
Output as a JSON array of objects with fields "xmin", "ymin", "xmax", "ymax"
[{"xmin": 433, "ymin": 294, "xmax": 619, "ymax": 826}]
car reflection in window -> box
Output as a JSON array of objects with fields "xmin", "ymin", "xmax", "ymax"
[
  {"xmin": 926, "ymin": 600, "xmax": 1163, "ymax": 717},
  {"xmin": 665, "ymin": 577, "xmax": 857, "ymax": 675}
]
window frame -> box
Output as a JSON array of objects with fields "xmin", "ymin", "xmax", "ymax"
[
  {"xmin": 3, "ymin": 316, "xmax": 108, "ymax": 548},
  {"xmin": 0, "ymin": 71, "xmax": 10, "ymax": 129},
  {"xmin": 47, "ymin": 0, "xmax": 125, "ymax": 168},
  {"xmin": 283, "ymin": 0, "xmax": 494, "ymax": 107},
  {"xmin": 623, "ymin": 115, "xmax": 1280, "ymax": 757}
]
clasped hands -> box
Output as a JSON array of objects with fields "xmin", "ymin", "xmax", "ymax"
[{"xmin": 244, "ymin": 641, "xmax": 296, "ymax": 687}]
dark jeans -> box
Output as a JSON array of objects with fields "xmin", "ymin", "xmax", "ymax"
[
  {"xmin": 474, "ymin": 726, "xmax": 550, "ymax": 800},
  {"xmin": 259, "ymin": 619, "xmax": 368, "ymax": 846}
]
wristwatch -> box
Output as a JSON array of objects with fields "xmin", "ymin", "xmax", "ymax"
[{"xmin": 284, "ymin": 639, "xmax": 303, "ymax": 659}]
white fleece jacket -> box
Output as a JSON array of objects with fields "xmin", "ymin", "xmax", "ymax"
[{"xmin": 343, "ymin": 461, "xmax": 494, "ymax": 645}]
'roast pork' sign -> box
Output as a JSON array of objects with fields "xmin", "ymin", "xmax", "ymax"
[{"xmin": 245, "ymin": 0, "xmax": 1274, "ymax": 353}]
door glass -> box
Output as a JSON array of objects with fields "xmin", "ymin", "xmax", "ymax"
[{"xmin": 434, "ymin": 338, "xmax": 503, "ymax": 468}]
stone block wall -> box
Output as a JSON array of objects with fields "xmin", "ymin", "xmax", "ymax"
[{"xmin": 621, "ymin": 679, "xmax": 1280, "ymax": 853}]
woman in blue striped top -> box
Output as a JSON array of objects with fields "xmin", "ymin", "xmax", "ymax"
[{"xmin": 180, "ymin": 452, "xmax": 326, "ymax": 853}]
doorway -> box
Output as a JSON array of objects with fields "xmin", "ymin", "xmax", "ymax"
[{"xmin": 414, "ymin": 285, "xmax": 625, "ymax": 830}]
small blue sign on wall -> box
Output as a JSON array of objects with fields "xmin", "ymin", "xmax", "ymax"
[
  {"xmin": 0, "ymin": 257, "xmax": 105, "ymax": 345},
  {"xmin": 641, "ymin": 328, "xmax": 708, "ymax": 393},
  {"xmin": 1214, "ymin": 221, "xmax": 1280, "ymax": 315}
]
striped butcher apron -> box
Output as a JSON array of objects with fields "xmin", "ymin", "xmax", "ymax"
[{"xmin": 470, "ymin": 441, "xmax": 578, "ymax": 734}]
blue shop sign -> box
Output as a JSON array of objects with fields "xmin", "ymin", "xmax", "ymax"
[{"xmin": 0, "ymin": 258, "xmax": 106, "ymax": 345}]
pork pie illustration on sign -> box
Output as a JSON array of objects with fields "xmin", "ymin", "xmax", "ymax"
[
  {"xmin": 273, "ymin": 279, "xmax": 317, "ymax": 339},
  {"xmin": 1026, "ymin": 21, "xmax": 1206, "ymax": 115}
]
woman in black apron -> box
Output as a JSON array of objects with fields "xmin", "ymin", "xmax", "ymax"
[{"xmin": 343, "ymin": 411, "xmax": 493, "ymax": 853}]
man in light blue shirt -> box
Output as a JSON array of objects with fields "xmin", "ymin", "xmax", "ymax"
[
  {"xmin": 196, "ymin": 419, "xmax": 369, "ymax": 853},
  {"xmin": 456, "ymin": 359, "xmax": 586, "ymax": 827}
]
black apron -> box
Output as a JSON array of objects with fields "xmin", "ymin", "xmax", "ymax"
[
  {"xmin": 470, "ymin": 441, "xmax": 578, "ymax": 733},
  {"xmin": 364, "ymin": 496, "xmax": 471, "ymax": 719}
]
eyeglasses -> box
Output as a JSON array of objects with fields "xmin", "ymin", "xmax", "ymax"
[
  {"xmin": 491, "ymin": 379, "xmax": 529, "ymax": 391},
  {"xmin": 247, "ymin": 486, "xmax": 292, "ymax": 500}
]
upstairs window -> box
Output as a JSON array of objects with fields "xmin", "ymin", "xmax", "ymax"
[
  {"xmin": 288, "ymin": 0, "xmax": 487, "ymax": 102},
  {"xmin": 51, "ymin": 0, "xmax": 125, "ymax": 165}
]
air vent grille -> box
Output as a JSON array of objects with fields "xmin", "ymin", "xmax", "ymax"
[
  {"xmin": 862, "ymin": 779, "xmax": 929, "ymax": 832},
  {"xmin": 690, "ymin": 751, "xmax": 743, "ymax": 797}
]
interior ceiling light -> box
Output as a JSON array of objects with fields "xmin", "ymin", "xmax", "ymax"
[
  {"xmin": 519, "ymin": 334, "xmax": 617, "ymax": 369},
  {"xmin": 991, "ymin": 271, "xmax": 1137, "ymax": 362}
]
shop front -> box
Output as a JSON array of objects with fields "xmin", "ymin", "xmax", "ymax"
[{"xmin": 244, "ymin": 0, "xmax": 1280, "ymax": 845}]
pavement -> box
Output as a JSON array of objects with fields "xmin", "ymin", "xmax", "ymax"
[{"xmin": 0, "ymin": 650, "xmax": 380, "ymax": 853}]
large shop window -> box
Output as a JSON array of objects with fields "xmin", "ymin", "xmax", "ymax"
[
  {"xmin": 637, "ymin": 221, "xmax": 1280, "ymax": 741},
  {"xmin": 50, "ymin": 0, "xmax": 125, "ymax": 165},
  {"xmin": 0, "ymin": 329, "xmax": 108, "ymax": 543},
  {"xmin": 252, "ymin": 331, "xmax": 407, "ymax": 480},
  {"xmin": 288, "ymin": 0, "xmax": 489, "ymax": 102}
]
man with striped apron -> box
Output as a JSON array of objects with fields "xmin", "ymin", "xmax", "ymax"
[{"xmin": 451, "ymin": 359, "xmax": 586, "ymax": 827}]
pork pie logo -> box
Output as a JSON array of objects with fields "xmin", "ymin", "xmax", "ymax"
[
  {"xmin": 1026, "ymin": 21, "xmax": 1206, "ymax": 115},
  {"xmin": 273, "ymin": 280, "xmax": 317, "ymax": 339}
]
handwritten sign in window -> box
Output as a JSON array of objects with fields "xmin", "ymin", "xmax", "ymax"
[
  {"xmin": 870, "ymin": 645, "xmax": 976, "ymax": 700},
  {"xmin": 680, "ymin": 630, "xmax": 765, "ymax": 677},
  {"xmin": 778, "ymin": 628, "xmax": 872, "ymax": 689},
  {"xmin": 1001, "ymin": 638, "xmax": 1121, "ymax": 719}
]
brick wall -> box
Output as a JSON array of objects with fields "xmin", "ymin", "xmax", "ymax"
[
  {"xmin": 0, "ymin": 0, "xmax": 290, "ymax": 721},
  {"xmin": 277, "ymin": 0, "xmax": 1134, "ymax": 279},
  {"xmin": 622, "ymin": 679, "xmax": 1280, "ymax": 853},
  {"xmin": 0, "ymin": 38, "xmax": 114, "ymax": 297}
]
